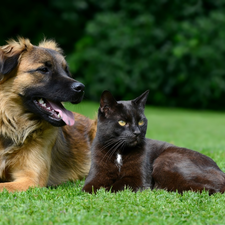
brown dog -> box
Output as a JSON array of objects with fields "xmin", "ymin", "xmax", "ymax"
[{"xmin": 0, "ymin": 37, "xmax": 97, "ymax": 192}]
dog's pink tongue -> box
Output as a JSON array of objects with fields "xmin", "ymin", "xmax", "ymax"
[{"xmin": 48, "ymin": 101, "xmax": 75, "ymax": 126}]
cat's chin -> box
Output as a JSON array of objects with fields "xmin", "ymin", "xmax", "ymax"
[
  {"xmin": 127, "ymin": 140, "xmax": 144, "ymax": 148},
  {"xmin": 129, "ymin": 140, "xmax": 139, "ymax": 147},
  {"xmin": 128, "ymin": 137, "xmax": 145, "ymax": 147}
]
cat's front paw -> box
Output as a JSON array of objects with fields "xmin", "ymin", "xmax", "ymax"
[
  {"xmin": 110, "ymin": 184, "xmax": 132, "ymax": 193},
  {"xmin": 111, "ymin": 182, "xmax": 142, "ymax": 193},
  {"xmin": 82, "ymin": 184, "xmax": 98, "ymax": 194}
]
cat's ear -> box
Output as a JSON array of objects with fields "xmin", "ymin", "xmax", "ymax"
[
  {"xmin": 132, "ymin": 90, "xmax": 149, "ymax": 108},
  {"xmin": 100, "ymin": 90, "xmax": 117, "ymax": 116}
]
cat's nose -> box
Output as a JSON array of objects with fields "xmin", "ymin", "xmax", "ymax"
[{"xmin": 133, "ymin": 128, "xmax": 141, "ymax": 136}]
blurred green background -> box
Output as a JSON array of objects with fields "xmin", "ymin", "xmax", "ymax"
[{"xmin": 1, "ymin": 0, "xmax": 225, "ymax": 109}]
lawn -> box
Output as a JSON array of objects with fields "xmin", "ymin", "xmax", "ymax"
[{"xmin": 1, "ymin": 101, "xmax": 225, "ymax": 225}]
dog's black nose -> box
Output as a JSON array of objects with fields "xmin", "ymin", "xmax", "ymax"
[{"xmin": 71, "ymin": 82, "xmax": 85, "ymax": 93}]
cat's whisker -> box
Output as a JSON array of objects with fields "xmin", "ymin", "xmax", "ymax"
[
  {"xmin": 106, "ymin": 140, "xmax": 126, "ymax": 161},
  {"xmin": 82, "ymin": 90, "xmax": 152, "ymax": 194},
  {"xmin": 100, "ymin": 139, "xmax": 118, "ymax": 151},
  {"xmin": 98, "ymin": 140, "xmax": 119, "ymax": 160},
  {"xmin": 104, "ymin": 141, "xmax": 123, "ymax": 159},
  {"xmin": 106, "ymin": 148, "xmax": 118, "ymax": 162},
  {"xmin": 102, "ymin": 138, "xmax": 124, "ymax": 151},
  {"xmin": 101, "ymin": 139, "xmax": 126, "ymax": 163},
  {"xmin": 99, "ymin": 139, "xmax": 119, "ymax": 162}
]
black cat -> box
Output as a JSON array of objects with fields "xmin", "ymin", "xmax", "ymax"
[{"xmin": 82, "ymin": 90, "xmax": 225, "ymax": 194}]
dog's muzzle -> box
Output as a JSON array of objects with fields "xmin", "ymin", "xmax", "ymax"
[{"xmin": 71, "ymin": 82, "xmax": 85, "ymax": 94}]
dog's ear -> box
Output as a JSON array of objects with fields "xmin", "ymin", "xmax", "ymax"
[
  {"xmin": 38, "ymin": 39, "xmax": 63, "ymax": 54},
  {"xmin": 0, "ymin": 37, "xmax": 32, "ymax": 82}
]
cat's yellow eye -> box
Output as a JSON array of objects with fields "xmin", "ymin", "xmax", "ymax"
[
  {"xmin": 118, "ymin": 120, "xmax": 126, "ymax": 126},
  {"xmin": 138, "ymin": 120, "xmax": 144, "ymax": 126}
]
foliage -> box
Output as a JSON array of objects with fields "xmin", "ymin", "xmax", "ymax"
[
  {"xmin": 2, "ymin": 101, "xmax": 225, "ymax": 225},
  {"xmin": 0, "ymin": 0, "xmax": 96, "ymax": 52},
  {"xmin": 1, "ymin": 1, "xmax": 225, "ymax": 109},
  {"xmin": 67, "ymin": 0, "xmax": 225, "ymax": 109}
]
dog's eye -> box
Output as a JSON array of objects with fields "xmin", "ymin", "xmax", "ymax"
[
  {"xmin": 38, "ymin": 67, "xmax": 49, "ymax": 73},
  {"xmin": 65, "ymin": 66, "xmax": 69, "ymax": 74},
  {"xmin": 65, "ymin": 66, "xmax": 71, "ymax": 77}
]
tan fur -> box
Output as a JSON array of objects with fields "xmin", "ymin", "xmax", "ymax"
[
  {"xmin": 38, "ymin": 39, "xmax": 63, "ymax": 53},
  {"xmin": 0, "ymin": 38, "xmax": 97, "ymax": 192}
]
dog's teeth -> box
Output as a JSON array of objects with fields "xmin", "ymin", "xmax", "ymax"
[
  {"xmin": 58, "ymin": 114, "xmax": 61, "ymax": 118},
  {"xmin": 47, "ymin": 107, "xmax": 51, "ymax": 110},
  {"xmin": 43, "ymin": 103, "xmax": 46, "ymax": 107},
  {"xmin": 39, "ymin": 98, "xmax": 44, "ymax": 104}
]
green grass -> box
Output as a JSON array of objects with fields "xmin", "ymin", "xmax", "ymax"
[{"xmin": 2, "ymin": 102, "xmax": 225, "ymax": 225}]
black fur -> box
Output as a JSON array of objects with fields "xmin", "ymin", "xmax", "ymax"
[
  {"xmin": 82, "ymin": 91, "xmax": 225, "ymax": 194},
  {"xmin": 82, "ymin": 90, "xmax": 150, "ymax": 193}
]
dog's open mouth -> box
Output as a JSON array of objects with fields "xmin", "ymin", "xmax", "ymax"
[{"xmin": 33, "ymin": 98, "xmax": 75, "ymax": 126}]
